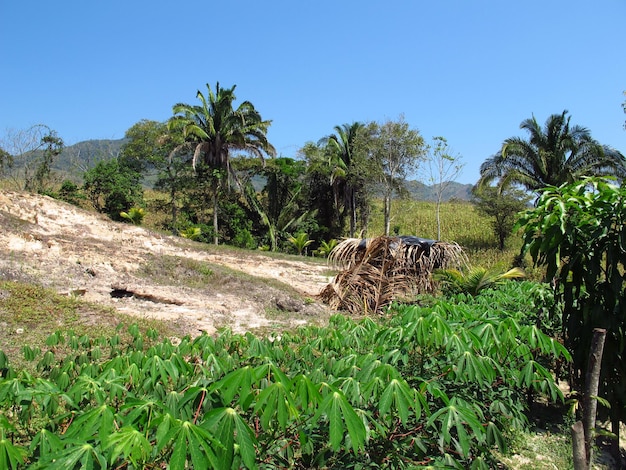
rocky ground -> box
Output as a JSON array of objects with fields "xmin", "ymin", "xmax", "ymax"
[{"xmin": 0, "ymin": 190, "xmax": 335, "ymax": 337}]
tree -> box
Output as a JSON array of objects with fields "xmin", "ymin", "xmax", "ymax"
[
  {"xmin": 368, "ymin": 117, "xmax": 427, "ymax": 236},
  {"xmin": 0, "ymin": 124, "xmax": 64, "ymax": 192},
  {"xmin": 168, "ymin": 82, "xmax": 276, "ymax": 245},
  {"xmin": 426, "ymin": 136, "xmax": 464, "ymax": 240},
  {"xmin": 0, "ymin": 146, "xmax": 12, "ymax": 177},
  {"xmin": 300, "ymin": 141, "xmax": 346, "ymax": 240},
  {"xmin": 320, "ymin": 122, "xmax": 369, "ymax": 237},
  {"xmin": 119, "ymin": 119, "xmax": 169, "ymax": 176},
  {"xmin": 478, "ymin": 111, "xmax": 626, "ymax": 193},
  {"xmin": 83, "ymin": 158, "xmax": 143, "ymax": 221},
  {"xmin": 121, "ymin": 120, "xmax": 192, "ymax": 233},
  {"xmin": 516, "ymin": 177, "xmax": 626, "ymax": 460},
  {"xmin": 472, "ymin": 186, "xmax": 530, "ymax": 250}
]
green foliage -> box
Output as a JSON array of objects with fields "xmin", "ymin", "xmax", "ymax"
[
  {"xmin": 82, "ymin": 159, "xmax": 143, "ymax": 221},
  {"xmin": 287, "ymin": 232, "xmax": 314, "ymax": 256},
  {"xmin": 0, "ymin": 281, "xmax": 568, "ymax": 468},
  {"xmin": 478, "ymin": 110, "xmax": 626, "ymax": 193},
  {"xmin": 57, "ymin": 180, "xmax": 84, "ymax": 206},
  {"xmin": 179, "ymin": 226, "xmax": 202, "ymax": 241},
  {"xmin": 119, "ymin": 207, "xmax": 146, "ymax": 225},
  {"xmin": 314, "ymin": 239, "xmax": 338, "ymax": 258},
  {"xmin": 472, "ymin": 186, "xmax": 531, "ymax": 251},
  {"xmin": 516, "ymin": 177, "xmax": 626, "ymax": 431},
  {"xmin": 434, "ymin": 266, "xmax": 525, "ymax": 296}
]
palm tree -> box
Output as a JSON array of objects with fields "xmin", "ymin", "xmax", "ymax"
[
  {"xmin": 478, "ymin": 111, "xmax": 625, "ymax": 192},
  {"xmin": 320, "ymin": 122, "xmax": 367, "ymax": 237},
  {"xmin": 168, "ymin": 82, "xmax": 276, "ymax": 244}
]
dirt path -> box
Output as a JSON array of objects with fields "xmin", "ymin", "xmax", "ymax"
[{"xmin": 0, "ymin": 191, "xmax": 334, "ymax": 336}]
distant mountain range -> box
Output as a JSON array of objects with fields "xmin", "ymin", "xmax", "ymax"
[{"xmin": 56, "ymin": 139, "xmax": 474, "ymax": 201}]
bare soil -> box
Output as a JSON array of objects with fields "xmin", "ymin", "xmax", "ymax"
[{"xmin": 0, "ymin": 191, "xmax": 335, "ymax": 337}]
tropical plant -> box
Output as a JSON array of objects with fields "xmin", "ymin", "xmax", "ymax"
[
  {"xmin": 478, "ymin": 110, "xmax": 626, "ymax": 193},
  {"xmin": 287, "ymin": 232, "xmax": 314, "ymax": 256},
  {"xmin": 120, "ymin": 206, "xmax": 146, "ymax": 225},
  {"xmin": 434, "ymin": 266, "xmax": 525, "ymax": 296},
  {"xmin": 516, "ymin": 176, "xmax": 626, "ymax": 460},
  {"xmin": 179, "ymin": 226, "xmax": 202, "ymax": 241},
  {"xmin": 168, "ymin": 82, "xmax": 276, "ymax": 245},
  {"xmin": 320, "ymin": 122, "xmax": 370, "ymax": 237},
  {"xmin": 314, "ymin": 239, "xmax": 338, "ymax": 258},
  {"xmin": 321, "ymin": 235, "xmax": 466, "ymax": 314}
]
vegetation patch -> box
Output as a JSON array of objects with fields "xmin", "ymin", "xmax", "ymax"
[{"xmin": 0, "ymin": 280, "xmax": 571, "ymax": 469}]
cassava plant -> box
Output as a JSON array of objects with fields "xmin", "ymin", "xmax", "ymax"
[{"xmin": 0, "ymin": 280, "xmax": 568, "ymax": 469}]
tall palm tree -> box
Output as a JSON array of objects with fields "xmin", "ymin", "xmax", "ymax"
[
  {"xmin": 478, "ymin": 111, "xmax": 625, "ymax": 192},
  {"xmin": 320, "ymin": 122, "xmax": 366, "ymax": 237},
  {"xmin": 169, "ymin": 82, "xmax": 276, "ymax": 244}
]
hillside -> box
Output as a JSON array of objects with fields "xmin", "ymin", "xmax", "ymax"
[{"xmin": 0, "ymin": 190, "xmax": 332, "ymax": 338}]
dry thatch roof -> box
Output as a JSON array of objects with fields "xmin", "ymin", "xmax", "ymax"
[{"xmin": 320, "ymin": 236, "xmax": 466, "ymax": 314}]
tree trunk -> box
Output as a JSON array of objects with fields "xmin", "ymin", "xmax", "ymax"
[
  {"xmin": 583, "ymin": 328, "xmax": 607, "ymax": 467},
  {"xmin": 383, "ymin": 194, "xmax": 391, "ymax": 236},
  {"xmin": 572, "ymin": 421, "xmax": 587, "ymax": 470},
  {"xmin": 435, "ymin": 196, "xmax": 442, "ymax": 240},
  {"xmin": 349, "ymin": 189, "xmax": 356, "ymax": 238},
  {"xmin": 212, "ymin": 191, "xmax": 219, "ymax": 246}
]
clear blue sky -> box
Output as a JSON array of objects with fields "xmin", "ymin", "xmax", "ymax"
[{"xmin": 1, "ymin": 1, "xmax": 624, "ymax": 184}]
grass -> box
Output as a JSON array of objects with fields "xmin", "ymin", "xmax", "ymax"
[
  {"xmin": 365, "ymin": 199, "xmax": 543, "ymax": 277},
  {"xmin": 0, "ymin": 280, "xmax": 179, "ymax": 370}
]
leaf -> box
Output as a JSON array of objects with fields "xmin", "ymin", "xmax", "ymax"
[
  {"xmin": 254, "ymin": 381, "xmax": 298, "ymax": 432},
  {"xmin": 29, "ymin": 428, "xmax": 62, "ymax": 461},
  {"xmin": 317, "ymin": 390, "xmax": 366, "ymax": 453},
  {"xmin": 0, "ymin": 437, "xmax": 27, "ymax": 470},
  {"xmin": 105, "ymin": 426, "xmax": 152, "ymax": 466},
  {"xmin": 204, "ymin": 407, "xmax": 257, "ymax": 469},
  {"xmin": 378, "ymin": 378, "xmax": 419, "ymax": 424},
  {"xmin": 210, "ymin": 366, "xmax": 255, "ymax": 406}
]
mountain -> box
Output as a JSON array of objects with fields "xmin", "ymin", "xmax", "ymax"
[{"xmin": 54, "ymin": 138, "xmax": 126, "ymax": 176}]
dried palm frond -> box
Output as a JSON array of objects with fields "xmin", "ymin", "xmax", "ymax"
[{"xmin": 321, "ymin": 235, "xmax": 467, "ymax": 314}]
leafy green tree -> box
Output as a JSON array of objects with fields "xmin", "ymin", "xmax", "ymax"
[
  {"xmin": 320, "ymin": 122, "xmax": 370, "ymax": 237},
  {"xmin": 83, "ymin": 159, "xmax": 143, "ymax": 221},
  {"xmin": 119, "ymin": 119, "xmax": 170, "ymax": 176},
  {"xmin": 516, "ymin": 177, "xmax": 626, "ymax": 457},
  {"xmin": 367, "ymin": 117, "xmax": 428, "ymax": 236},
  {"xmin": 0, "ymin": 147, "xmax": 12, "ymax": 177},
  {"xmin": 168, "ymin": 82, "xmax": 276, "ymax": 245},
  {"xmin": 472, "ymin": 186, "xmax": 531, "ymax": 250},
  {"xmin": 121, "ymin": 119, "xmax": 194, "ymax": 233},
  {"xmin": 300, "ymin": 142, "xmax": 346, "ymax": 240},
  {"xmin": 478, "ymin": 110, "xmax": 626, "ymax": 193}
]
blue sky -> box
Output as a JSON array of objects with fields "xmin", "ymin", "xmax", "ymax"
[{"xmin": 1, "ymin": 1, "xmax": 624, "ymax": 184}]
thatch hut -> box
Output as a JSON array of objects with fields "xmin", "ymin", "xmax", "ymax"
[{"xmin": 320, "ymin": 235, "xmax": 466, "ymax": 314}]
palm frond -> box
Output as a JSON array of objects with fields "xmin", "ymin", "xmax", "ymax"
[{"xmin": 321, "ymin": 236, "xmax": 467, "ymax": 314}]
